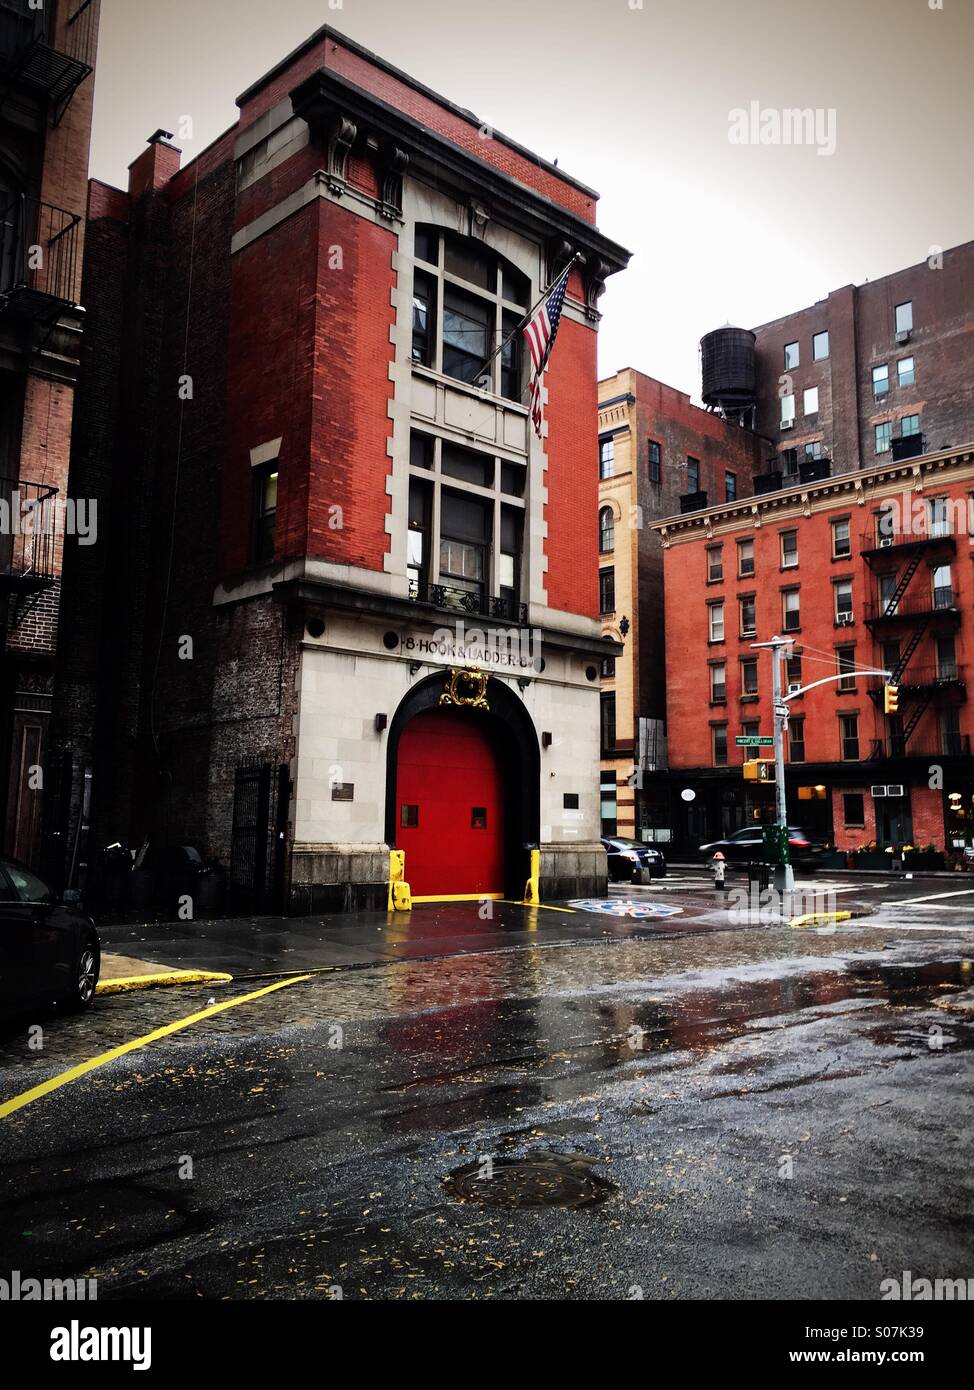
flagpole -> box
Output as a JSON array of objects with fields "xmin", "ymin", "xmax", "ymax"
[{"xmin": 469, "ymin": 252, "xmax": 581, "ymax": 385}]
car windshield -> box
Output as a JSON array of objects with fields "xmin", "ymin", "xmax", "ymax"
[
  {"xmin": 3, "ymin": 860, "xmax": 54, "ymax": 903},
  {"xmin": 611, "ymin": 840, "xmax": 645, "ymax": 850}
]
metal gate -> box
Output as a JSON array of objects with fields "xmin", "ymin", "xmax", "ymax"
[{"xmin": 229, "ymin": 762, "xmax": 271, "ymax": 910}]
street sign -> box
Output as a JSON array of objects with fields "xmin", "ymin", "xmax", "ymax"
[
  {"xmin": 736, "ymin": 736, "xmax": 774, "ymax": 746},
  {"xmin": 773, "ymin": 703, "xmax": 789, "ymax": 717}
]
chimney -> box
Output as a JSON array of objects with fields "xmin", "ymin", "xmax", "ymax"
[{"xmin": 128, "ymin": 130, "xmax": 182, "ymax": 199}]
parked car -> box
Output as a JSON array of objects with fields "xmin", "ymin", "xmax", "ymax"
[
  {"xmin": 0, "ymin": 859, "xmax": 100, "ymax": 1022},
  {"xmin": 698, "ymin": 826, "xmax": 828, "ymax": 872},
  {"xmin": 601, "ymin": 838, "xmax": 667, "ymax": 882}
]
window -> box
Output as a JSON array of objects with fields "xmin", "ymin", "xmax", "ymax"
[
  {"xmin": 875, "ymin": 421, "xmax": 892, "ymax": 454},
  {"xmin": 440, "ymin": 490, "xmax": 488, "ymax": 603},
  {"xmin": 739, "ymin": 595, "xmax": 756, "ymax": 638},
  {"xmin": 897, "ymin": 356, "xmax": 915, "ymax": 387},
  {"xmin": 843, "ymin": 792, "xmax": 865, "ymax": 827},
  {"xmin": 813, "ymin": 331, "xmax": 829, "ymax": 361},
  {"xmin": 932, "ymin": 564, "xmax": 953, "ymax": 609},
  {"xmin": 895, "ymin": 301, "xmax": 913, "ymax": 336},
  {"xmin": 414, "ymin": 226, "xmax": 527, "ymax": 399},
  {"xmin": 780, "ymin": 447, "xmax": 799, "ymax": 476},
  {"xmin": 803, "ymin": 386, "xmax": 819, "ymax": 416},
  {"xmin": 600, "ymin": 773, "xmax": 617, "ymax": 837},
  {"xmin": 563, "ymin": 793, "xmax": 580, "ymax": 811},
  {"xmin": 710, "ymin": 661, "xmax": 727, "ymax": 704},
  {"xmin": 601, "ymin": 656, "xmax": 616, "ymax": 678},
  {"xmin": 599, "ymin": 567, "xmax": 615, "ymax": 614},
  {"xmin": 877, "ymin": 504, "xmax": 896, "ymax": 542},
  {"xmin": 707, "ymin": 545, "xmax": 724, "ymax": 582},
  {"xmin": 400, "ymin": 804, "xmax": 419, "ymax": 828},
  {"xmin": 599, "ymin": 436, "xmax": 615, "ymax": 479},
  {"xmin": 725, "ymin": 471, "xmax": 737, "ymax": 502},
  {"xmin": 831, "ymin": 517, "xmax": 851, "ymax": 558},
  {"xmin": 840, "ymin": 714, "xmax": 860, "ymax": 761},
  {"xmin": 599, "ymin": 506, "xmax": 615, "ymax": 554},
  {"xmin": 648, "ymin": 439, "xmax": 661, "ymax": 482},
  {"xmin": 251, "ymin": 462, "xmax": 278, "ymax": 565},
  {"xmin": 901, "ymin": 414, "xmax": 920, "ymax": 438},
  {"xmin": 780, "ymin": 530, "xmax": 798, "ymax": 568},
  {"xmin": 737, "ymin": 538, "xmax": 755, "ymax": 577},
  {"xmin": 928, "ymin": 496, "xmax": 950, "ymax": 538},
  {"xmin": 834, "ymin": 579, "xmax": 853, "ymax": 621},
  {"xmin": 712, "ymin": 724, "xmax": 728, "ymax": 767},
  {"xmin": 872, "ymin": 364, "xmax": 889, "ymax": 396},
  {"xmin": 837, "ymin": 645, "xmax": 856, "ymax": 692},
  {"xmin": 936, "ymin": 635, "xmax": 957, "ymax": 680},
  {"xmin": 878, "ymin": 571, "xmax": 897, "ymax": 613},
  {"xmin": 709, "ymin": 601, "xmax": 725, "ymax": 643},
  {"xmin": 407, "ymin": 477, "xmax": 431, "ymax": 594},
  {"xmin": 788, "ymin": 717, "xmax": 806, "ymax": 763},
  {"xmin": 5, "ymin": 862, "xmax": 53, "ymax": 903},
  {"xmin": 784, "ymin": 341, "xmax": 799, "ymax": 369},
  {"xmin": 782, "ymin": 588, "xmax": 800, "ymax": 631},
  {"xmin": 786, "ymin": 653, "xmax": 802, "ymax": 688},
  {"xmin": 942, "ymin": 708, "xmax": 964, "ymax": 757},
  {"xmin": 687, "ymin": 456, "xmax": 700, "ymax": 492},
  {"xmin": 600, "ymin": 693, "xmax": 616, "ymax": 752},
  {"xmin": 804, "ymin": 441, "xmax": 823, "ymax": 460},
  {"xmin": 741, "ymin": 657, "xmax": 758, "ymax": 697},
  {"xmin": 780, "ymin": 393, "xmax": 795, "ymax": 426}
]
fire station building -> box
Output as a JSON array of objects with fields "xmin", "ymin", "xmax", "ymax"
[
  {"xmin": 50, "ymin": 26, "xmax": 629, "ymax": 909},
  {"xmin": 654, "ymin": 445, "xmax": 974, "ymax": 861}
]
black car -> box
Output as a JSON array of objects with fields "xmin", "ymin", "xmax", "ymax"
[
  {"xmin": 0, "ymin": 859, "xmax": 100, "ymax": 1021},
  {"xmin": 601, "ymin": 837, "xmax": 667, "ymax": 882},
  {"xmin": 698, "ymin": 826, "xmax": 828, "ymax": 872}
]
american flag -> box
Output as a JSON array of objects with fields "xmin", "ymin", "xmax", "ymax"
[{"xmin": 523, "ymin": 262, "xmax": 572, "ymax": 438}]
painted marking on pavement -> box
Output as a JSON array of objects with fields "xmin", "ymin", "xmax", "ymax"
[
  {"xmin": 0, "ymin": 974, "xmax": 313, "ymax": 1122},
  {"xmin": 884, "ymin": 889, "xmax": 974, "ymax": 907},
  {"xmin": 97, "ymin": 970, "xmax": 233, "ymax": 996}
]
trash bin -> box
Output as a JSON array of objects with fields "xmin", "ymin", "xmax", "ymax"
[{"xmin": 747, "ymin": 860, "xmax": 770, "ymax": 893}]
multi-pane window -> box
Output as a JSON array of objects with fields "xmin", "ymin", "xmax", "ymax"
[
  {"xmin": 936, "ymin": 635, "xmax": 957, "ymax": 680},
  {"xmin": 687, "ymin": 456, "xmax": 700, "ymax": 492},
  {"xmin": 839, "ymin": 714, "xmax": 860, "ymax": 761},
  {"xmin": 928, "ymin": 496, "xmax": 950, "ymax": 537},
  {"xmin": 835, "ymin": 579, "xmax": 854, "ymax": 621},
  {"xmin": 901, "ymin": 414, "xmax": 920, "ymax": 438},
  {"xmin": 872, "ymin": 364, "xmax": 889, "ymax": 396},
  {"xmin": 599, "ymin": 436, "xmax": 615, "ymax": 479},
  {"xmin": 878, "ymin": 571, "xmax": 897, "ymax": 614},
  {"xmin": 813, "ymin": 331, "xmax": 829, "ymax": 361},
  {"xmin": 601, "ymin": 694, "xmax": 616, "ymax": 752},
  {"xmin": 599, "ymin": 567, "xmax": 616, "ymax": 614},
  {"xmin": 780, "ymin": 530, "xmax": 798, "ymax": 568},
  {"xmin": 725, "ymin": 471, "xmax": 737, "ymax": 502},
  {"xmin": 709, "ymin": 601, "xmax": 725, "ymax": 643},
  {"xmin": 712, "ymin": 724, "xmax": 728, "ymax": 767},
  {"xmin": 897, "ymin": 356, "xmax": 915, "ymax": 387},
  {"xmin": 932, "ymin": 564, "xmax": 953, "ymax": 609},
  {"xmin": 741, "ymin": 657, "xmax": 758, "ymax": 696},
  {"xmin": 831, "ymin": 517, "xmax": 851, "ymax": 558},
  {"xmin": 707, "ymin": 545, "xmax": 724, "ymax": 582},
  {"xmin": 738, "ymin": 538, "xmax": 755, "ymax": 577},
  {"xmin": 788, "ymin": 717, "xmax": 806, "ymax": 763},
  {"xmin": 784, "ymin": 341, "xmax": 799, "ymax": 369},
  {"xmin": 710, "ymin": 661, "xmax": 727, "ymax": 704},
  {"xmin": 786, "ymin": 653, "xmax": 802, "ymax": 689},
  {"xmin": 600, "ymin": 773, "xmax": 618, "ymax": 837},
  {"xmin": 413, "ymin": 225, "xmax": 528, "ymax": 400},
  {"xmin": 648, "ymin": 439, "xmax": 661, "ymax": 482},
  {"xmin": 803, "ymin": 386, "xmax": 819, "ymax": 416},
  {"xmin": 601, "ymin": 655, "xmax": 616, "ymax": 679},
  {"xmin": 804, "ymin": 441, "xmax": 823, "ymax": 460},
  {"xmin": 782, "ymin": 588, "xmax": 800, "ymax": 631},
  {"xmin": 599, "ymin": 506, "xmax": 615, "ymax": 554},
  {"xmin": 895, "ymin": 301, "xmax": 913, "ymax": 336},
  {"xmin": 837, "ymin": 645, "xmax": 856, "ymax": 692},
  {"xmin": 942, "ymin": 708, "xmax": 963, "ymax": 757},
  {"xmin": 875, "ymin": 421, "xmax": 892, "ymax": 454},
  {"xmin": 251, "ymin": 462, "xmax": 278, "ymax": 565},
  {"xmin": 843, "ymin": 792, "xmax": 865, "ymax": 826},
  {"xmin": 780, "ymin": 393, "xmax": 796, "ymax": 426},
  {"xmin": 739, "ymin": 595, "xmax": 756, "ymax": 638}
]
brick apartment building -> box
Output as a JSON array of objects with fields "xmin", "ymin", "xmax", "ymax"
[
  {"xmin": 596, "ymin": 367, "xmax": 763, "ymax": 841},
  {"xmin": 0, "ymin": 0, "xmax": 99, "ymax": 869},
  {"xmin": 748, "ymin": 239, "xmax": 974, "ymax": 484},
  {"xmin": 48, "ymin": 24, "xmax": 630, "ymax": 909},
  {"xmin": 653, "ymin": 444, "xmax": 974, "ymax": 859}
]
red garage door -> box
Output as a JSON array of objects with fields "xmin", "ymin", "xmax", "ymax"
[{"xmin": 396, "ymin": 708, "xmax": 504, "ymax": 897}]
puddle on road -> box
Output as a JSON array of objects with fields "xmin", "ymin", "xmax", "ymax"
[{"xmin": 443, "ymin": 1151, "xmax": 616, "ymax": 1208}]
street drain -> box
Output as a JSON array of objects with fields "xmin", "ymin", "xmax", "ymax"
[{"xmin": 443, "ymin": 1151, "xmax": 615, "ymax": 1208}]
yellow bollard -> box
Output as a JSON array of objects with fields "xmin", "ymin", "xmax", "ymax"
[
  {"xmin": 388, "ymin": 849, "xmax": 412, "ymax": 912},
  {"xmin": 522, "ymin": 847, "xmax": 540, "ymax": 906}
]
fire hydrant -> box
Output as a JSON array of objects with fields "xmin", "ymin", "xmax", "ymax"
[{"xmin": 712, "ymin": 851, "xmax": 726, "ymax": 892}]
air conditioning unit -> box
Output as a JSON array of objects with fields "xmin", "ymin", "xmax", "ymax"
[
  {"xmin": 787, "ymin": 682, "xmax": 802, "ymax": 696},
  {"xmin": 887, "ymin": 784, "xmax": 905, "ymax": 797},
  {"xmin": 879, "ymin": 536, "xmax": 894, "ymax": 548},
  {"xmin": 837, "ymin": 613, "xmax": 854, "ymax": 626},
  {"xmin": 895, "ymin": 329, "xmax": 911, "ymax": 345},
  {"xmin": 780, "ymin": 418, "xmax": 794, "ymax": 430},
  {"xmin": 871, "ymin": 785, "xmax": 887, "ymax": 798}
]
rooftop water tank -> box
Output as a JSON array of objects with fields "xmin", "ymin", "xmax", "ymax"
[{"xmin": 701, "ymin": 326, "xmax": 757, "ymax": 412}]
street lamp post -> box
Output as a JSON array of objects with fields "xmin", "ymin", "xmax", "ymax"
[{"xmin": 752, "ymin": 635, "xmax": 795, "ymax": 893}]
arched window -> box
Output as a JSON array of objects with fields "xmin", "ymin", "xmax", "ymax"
[{"xmin": 599, "ymin": 506, "xmax": 615, "ymax": 554}]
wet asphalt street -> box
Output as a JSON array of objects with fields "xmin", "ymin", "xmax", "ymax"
[{"xmin": 1, "ymin": 871, "xmax": 973, "ymax": 1301}]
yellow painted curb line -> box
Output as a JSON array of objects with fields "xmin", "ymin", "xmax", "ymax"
[
  {"xmin": 0, "ymin": 974, "xmax": 312, "ymax": 1121},
  {"xmin": 790, "ymin": 911, "xmax": 853, "ymax": 928},
  {"xmin": 96, "ymin": 970, "xmax": 233, "ymax": 996}
]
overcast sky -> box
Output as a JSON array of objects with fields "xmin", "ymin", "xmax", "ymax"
[{"xmin": 90, "ymin": 0, "xmax": 974, "ymax": 399}]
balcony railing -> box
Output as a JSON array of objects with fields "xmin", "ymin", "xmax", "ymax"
[
  {"xmin": 862, "ymin": 523, "xmax": 956, "ymax": 557},
  {"xmin": 868, "ymin": 665, "xmax": 965, "ymax": 698},
  {"xmin": 0, "ymin": 477, "xmax": 58, "ymax": 594},
  {"xmin": 870, "ymin": 734, "xmax": 971, "ymax": 761},
  {"xmin": 0, "ymin": 0, "xmax": 95, "ymax": 122},
  {"xmin": 408, "ymin": 576, "xmax": 527, "ymax": 626},
  {"xmin": 864, "ymin": 592, "xmax": 960, "ymax": 625},
  {"xmin": 0, "ymin": 195, "xmax": 82, "ymax": 318}
]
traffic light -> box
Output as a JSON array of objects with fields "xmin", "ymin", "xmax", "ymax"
[
  {"xmin": 744, "ymin": 760, "xmax": 774, "ymax": 782},
  {"xmin": 884, "ymin": 684, "xmax": 899, "ymax": 715}
]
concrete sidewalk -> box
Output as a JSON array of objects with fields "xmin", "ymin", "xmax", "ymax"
[{"xmin": 97, "ymin": 952, "xmax": 233, "ymax": 996}]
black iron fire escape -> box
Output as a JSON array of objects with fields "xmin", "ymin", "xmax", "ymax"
[{"xmin": 0, "ymin": 0, "xmax": 95, "ymax": 125}]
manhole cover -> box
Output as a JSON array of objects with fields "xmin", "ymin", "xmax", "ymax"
[
  {"xmin": 443, "ymin": 1151, "xmax": 615, "ymax": 1208},
  {"xmin": 569, "ymin": 898, "xmax": 683, "ymax": 919}
]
